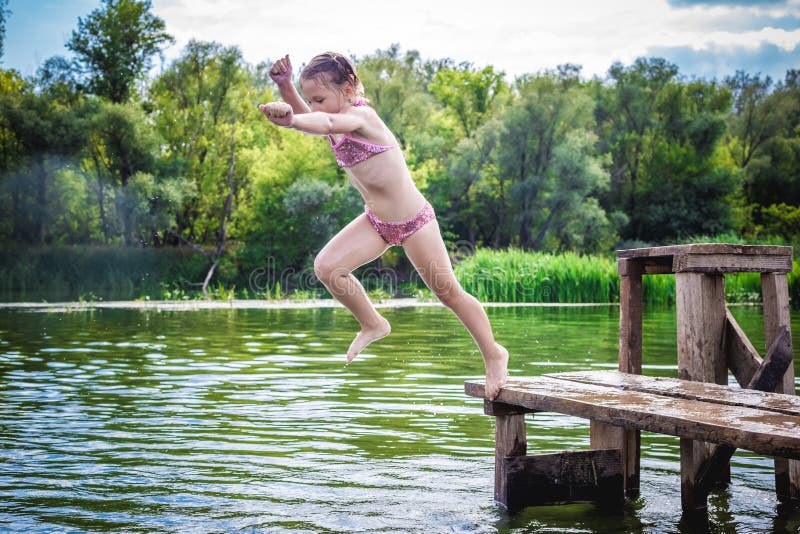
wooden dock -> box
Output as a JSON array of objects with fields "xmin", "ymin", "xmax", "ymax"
[{"xmin": 467, "ymin": 243, "xmax": 798, "ymax": 513}]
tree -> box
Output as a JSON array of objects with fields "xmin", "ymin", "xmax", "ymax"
[
  {"xmin": 596, "ymin": 58, "xmax": 736, "ymax": 242},
  {"xmin": 0, "ymin": 77, "xmax": 87, "ymax": 244},
  {"xmin": 726, "ymin": 70, "xmax": 800, "ymax": 215},
  {"xmin": 357, "ymin": 45, "xmax": 436, "ymax": 148},
  {"xmin": 491, "ymin": 69, "xmax": 615, "ymax": 251},
  {"xmin": 67, "ymin": 0, "xmax": 173, "ymax": 103},
  {"xmin": 429, "ymin": 63, "xmax": 506, "ymax": 139},
  {"xmin": 429, "ymin": 118, "xmax": 499, "ymax": 247},
  {"xmin": 149, "ymin": 40, "xmax": 275, "ymax": 290},
  {"xmin": 595, "ymin": 58, "xmax": 679, "ymax": 235}
]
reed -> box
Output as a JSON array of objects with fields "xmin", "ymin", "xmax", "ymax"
[
  {"xmin": 453, "ymin": 248, "xmax": 800, "ymax": 306},
  {"xmin": 454, "ymin": 248, "xmax": 618, "ymax": 304}
]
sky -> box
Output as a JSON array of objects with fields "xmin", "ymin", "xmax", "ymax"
[{"xmin": 3, "ymin": 0, "xmax": 799, "ymax": 83}]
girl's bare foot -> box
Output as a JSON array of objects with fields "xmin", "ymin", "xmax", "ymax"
[
  {"xmin": 484, "ymin": 343, "xmax": 509, "ymax": 400},
  {"xmin": 346, "ymin": 317, "xmax": 391, "ymax": 364}
]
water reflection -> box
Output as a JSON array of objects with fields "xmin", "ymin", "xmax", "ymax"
[{"xmin": 0, "ymin": 305, "xmax": 797, "ymax": 533}]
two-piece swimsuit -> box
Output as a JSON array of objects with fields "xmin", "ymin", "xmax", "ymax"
[{"xmin": 329, "ymin": 101, "xmax": 435, "ymax": 246}]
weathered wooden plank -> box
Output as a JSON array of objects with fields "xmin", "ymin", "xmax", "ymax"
[
  {"xmin": 502, "ymin": 449, "xmax": 623, "ymax": 513},
  {"xmin": 617, "ymin": 243, "xmax": 792, "ymax": 259},
  {"xmin": 464, "ymin": 377, "xmax": 800, "ymax": 460},
  {"xmin": 724, "ymin": 308, "xmax": 763, "ymax": 387},
  {"xmin": 672, "ymin": 253, "xmax": 792, "ymax": 273},
  {"xmin": 549, "ymin": 371, "xmax": 800, "ymax": 417},
  {"xmin": 762, "ymin": 272, "xmax": 799, "ymax": 502},
  {"xmin": 495, "ymin": 414, "xmax": 527, "ymax": 504},
  {"xmin": 693, "ymin": 326, "xmax": 793, "ymax": 506}
]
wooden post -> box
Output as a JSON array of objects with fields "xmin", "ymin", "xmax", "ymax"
[
  {"xmin": 693, "ymin": 326, "xmax": 793, "ymax": 503},
  {"xmin": 488, "ymin": 400, "xmax": 528, "ymax": 507},
  {"xmin": 617, "ymin": 258, "xmax": 643, "ymax": 496},
  {"xmin": 761, "ymin": 272, "xmax": 799, "ymax": 502},
  {"xmin": 676, "ymin": 271, "xmax": 728, "ymax": 511}
]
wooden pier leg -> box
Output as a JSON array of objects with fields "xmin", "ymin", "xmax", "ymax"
[
  {"xmin": 676, "ymin": 272, "xmax": 728, "ymax": 511},
  {"xmin": 618, "ymin": 258, "xmax": 643, "ymax": 497},
  {"xmin": 590, "ymin": 420, "xmax": 634, "ymax": 500},
  {"xmin": 486, "ymin": 401, "xmax": 528, "ymax": 507},
  {"xmin": 762, "ymin": 272, "xmax": 800, "ymax": 502}
]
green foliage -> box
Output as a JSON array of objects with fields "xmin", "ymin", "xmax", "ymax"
[
  {"xmin": 148, "ymin": 40, "xmax": 260, "ymax": 247},
  {"xmin": 0, "ymin": 245, "xmax": 210, "ymax": 301},
  {"xmin": 596, "ymin": 58, "xmax": 738, "ymax": 242},
  {"xmin": 67, "ymin": 0, "xmax": 173, "ymax": 103},
  {"xmin": 121, "ymin": 171, "xmax": 193, "ymax": 245},
  {"xmin": 429, "ymin": 64, "xmax": 506, "ymax": 138},
  {"xmin": 2, "ymin": 28, "xmax": 799, "ymax": 301},
  {"xmin": 726, "ymin": 71, "xmax": 800, "ymax": 241},
  {"xmin": 495, "ymin": 71, "xmax": 616, "ymax": 251}
]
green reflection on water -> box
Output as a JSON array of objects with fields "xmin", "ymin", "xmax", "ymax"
[{"xmin": 0, "ymin": 305, "xmax": 798, "ymax": 533}]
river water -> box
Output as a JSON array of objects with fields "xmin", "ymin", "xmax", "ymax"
[{"xmin": 1, "ymin": 304, "xmax": 798, "ymax": 533}]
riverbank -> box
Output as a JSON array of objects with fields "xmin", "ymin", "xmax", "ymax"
[{"xmin": 0, "ymin": 298, "xmax": 620, "ymax": 312}]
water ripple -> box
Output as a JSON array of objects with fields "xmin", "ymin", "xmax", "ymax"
[{"xmin": 0, "ymin": 306, "xmax": 796, "ymax": 533}]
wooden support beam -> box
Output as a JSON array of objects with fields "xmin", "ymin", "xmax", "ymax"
[
  {"xmin": 495, "ymin": 413, "xmax": 527, "ymax": 506},
  {"xmin": 484, "ymin": 399, "xmax": 536, "ymax": 416},
  {"xmin": 762, "ymin": 272, "xmax": 800, "ymax": 503},
  {"xmin": 693, "ymin": 326, "xmax": 793, "ymax": 505},
  {"xmin": 676, "ymin": 272, "xmax": 729, "ymax": 510},
  {"xmin": 673, "ymin": 253, "xmax": 792, "ymax": 273},
  {"xmin": 501, "ymin": 449, "xmax": 623, "ymax": 513},
  {"xmin": 618, "ymin": 258, "xmax": 643, "ymax": 497},
  {"xmin": 724, "ymin": 308, "xmax": 763, "ymax": 387}
]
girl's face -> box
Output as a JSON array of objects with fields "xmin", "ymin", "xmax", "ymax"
[{"xmin": 300, "ymin": 77, "xmax": 353, "ymax": 113}]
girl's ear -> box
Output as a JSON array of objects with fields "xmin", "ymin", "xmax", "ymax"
[{"xmin": 342, "ymin": 82, "xmax": 356, "ymax": 98}]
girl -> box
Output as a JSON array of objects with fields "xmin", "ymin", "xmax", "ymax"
[{"xmin": 258, "ymin": 52, "xmax": 508, "ymax": 400}]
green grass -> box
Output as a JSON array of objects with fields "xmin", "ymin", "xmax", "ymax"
[{"xmin": 454, "ymin": 248, "xmax": 617, "ymax": 303}]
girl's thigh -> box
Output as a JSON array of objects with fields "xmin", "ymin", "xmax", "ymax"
[{"xmin": 316, "ymin": 213, "xmax": 390, "ymax": 273}]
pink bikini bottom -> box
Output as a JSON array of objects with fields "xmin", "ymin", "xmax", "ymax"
[{"xmin": 365, "ymin": 201, "xmax": 436, "ymax": 246}]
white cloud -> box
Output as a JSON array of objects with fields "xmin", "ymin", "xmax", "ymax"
[{"xmin": 148, "ymin": 0, "xmax": 800, "ymax": 79}]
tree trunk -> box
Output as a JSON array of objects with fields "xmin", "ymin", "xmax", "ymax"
[
  {"xmin": 35, "ymin": 160, "xmax": 47, "ymax": 245},
  {"xmin": 202, "ymin": 126, "xmax": 237, "ymax": 298},
  {"xmin": 93, "ymin": 153, "xmax": 110, "ymax": 245},
  {"xmin": 531, "ymin": 210, "xmax": 556, "ymax": 251}
]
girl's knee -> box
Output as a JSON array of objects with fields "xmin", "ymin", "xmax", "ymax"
[
  {"xmin": 314, "ymin": 255, "xmax": 349, "ymax": 285},
  {"xmin": 436, "ymin": 286, "xmax": 469, "ymax": 309}
]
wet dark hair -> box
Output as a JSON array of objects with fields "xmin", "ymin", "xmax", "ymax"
[{"xmin": 299, "ymin": 52, "xmax": 367, "ymax": 101}]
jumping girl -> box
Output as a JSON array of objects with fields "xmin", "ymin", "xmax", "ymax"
[{"xmin": 258, "ymin": 52, "xmax": 508, "ymax": 400}]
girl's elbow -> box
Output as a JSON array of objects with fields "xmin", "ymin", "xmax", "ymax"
[{"xmin": 324, "ymin": 116, "xmax": 336, "ymax": 134}]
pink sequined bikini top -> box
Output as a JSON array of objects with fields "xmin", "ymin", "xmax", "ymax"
[{"xmin": 328, "ymin": 101, "xmax": 396, "ymax": 168}]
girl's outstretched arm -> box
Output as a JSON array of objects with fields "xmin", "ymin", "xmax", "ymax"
[
  {"xmin": 270, "ymin": 55, "xmax": 311, "ymax": 114},
  {"xmin": 259, "ymin": 102, "xmax": 366, "ymax": 135}
]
